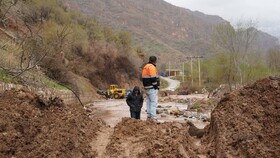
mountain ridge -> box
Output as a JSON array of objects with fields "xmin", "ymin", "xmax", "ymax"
[{"xmin": 66, "ymin": 0, "xmax": 279, "ymax": 62}]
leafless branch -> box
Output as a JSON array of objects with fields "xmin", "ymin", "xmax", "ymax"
[
  {"xmin": 12, "ymin": 47, "xmax": 49, "ymax": 78},
  {"xmin": 0, "ymin": 0, "xmax": 18, "ymax": 27}
]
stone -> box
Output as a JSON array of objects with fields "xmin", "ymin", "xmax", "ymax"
[
  {"xmin": 85, "ymin": 108, "xmax": 92, "ymax": 113},
  {"xmin": 191, "ymin": 112, "xmax": 198, "ymax": 118},
  {"xmin": 199, "ymin": 113, "xmax": 210, "ymax": 120},
  {"xmin": 183, "ymin": 111, "xmax": 193, "ymax": 118},
  {"xmin": 169, "ymin": 106, "xmax": 180, "ymax": 115},
  {"xmin": 161, "ymin": 114, "xmax": 167, "ymax": 117},
  {"xmin": 88, "ymin": 103, "xmax": 94, "ymax": 107},
  {"xmin": 178, "ymin": 99, "xmax": 184, "ymax": 103},
  {"xmin": 172, "ymin": 123, "xmax": 183, "ymax": 129},
  {"xmin": 156, "ymin": 109, "xmax": 164, "ymax": 114},
  {"xmin": 179, "ymin": 110, "xmax": 185, "ymax": 115},
  {"xmin": 16, "ymin": 92, "xmax": 27, "ymax": 99}
]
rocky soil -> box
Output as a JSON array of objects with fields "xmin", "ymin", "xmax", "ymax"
[
  {"xmin": 203, "ymin": 77, "xmax": 280, "ymax": 157},
  {"xmin": 105, "ymin": 118, "xmax": 202, "ymax": 158},
  {"xmin": 157, "ymin": 94, "xmax": 215, "ymax": 124},
  {"xmin": 0, "ymin": 89, "xmax": 105, "ymax": 158}
]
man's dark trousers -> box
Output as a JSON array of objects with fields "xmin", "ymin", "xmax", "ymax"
[{"xmin": 130, "ymin": 111, "xmax": 141, "ymax": 119}]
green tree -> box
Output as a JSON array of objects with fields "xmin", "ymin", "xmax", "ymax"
[
  {"xmin": 118, "ymin": 31, "xmax": 131, "ymax": 49},
  {"xmin": 87, "ymin": 21, "xmax": 105, "ymax": 41}
]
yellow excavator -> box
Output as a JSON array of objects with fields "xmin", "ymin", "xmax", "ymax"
[{"xmin": 97, "ymin": 84, "xmax": 126, "ymax": 99}]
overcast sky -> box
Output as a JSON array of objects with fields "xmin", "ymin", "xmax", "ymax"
[{"xmin": 164, "ymin": 0, "xmax": 280, "ymax": 39}]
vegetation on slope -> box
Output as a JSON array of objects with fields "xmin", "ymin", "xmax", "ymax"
[
  {"xmin": 0, "ymin": 0, "xmax": 143, "ymax": 92},
  {"xmin": 180, "ymin": 22, "xmax": 280, "ymax": 92}
]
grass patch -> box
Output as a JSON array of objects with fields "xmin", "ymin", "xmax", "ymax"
[
  {"xmin": 0, "ymin": 69, "xmax": 14, "ymax": 83},
  {"xmin": 41, "ymin": 77, "xmax": 68, "ymax": 90},
  {"xmin": 160, "ymin": 78, "xmax": 169, "ymax": 89},
  {"xmin": 191, "ymin": 104, "xmax": 201, "ymax": 110}
]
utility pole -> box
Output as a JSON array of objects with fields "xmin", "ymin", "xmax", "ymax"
[
  {"xmin": 198, "ymin": 58, "xmax": 201, "ymax": 87},
  {"xmin": 190, "ymin": 58, "xmax": 193, "ymax": 86},
  {"xmin": 186, "ymin": 56, "xmax": 204, "ymax": 87},
  {"xmin": 182, "ymin": 62, "xmax": 184, "ymax": 82},
  {"xmin": 168, "ymin": 61, "xmax": 170, "ymax": 76}
]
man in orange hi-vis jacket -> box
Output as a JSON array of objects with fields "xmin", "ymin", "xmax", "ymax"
[{"xmin": 142, "ymin": 56, "xmax": 160, "ymax": 121}]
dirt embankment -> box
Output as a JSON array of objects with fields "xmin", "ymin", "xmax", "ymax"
[
  {"xmin": 0, "ymin": 89, "xmax": 105, "ymax": 158},
  {"xmin": 203, "ymin": 77, "xmax": 280, "ymax": 157},
  {"xmin": 105, "ymin": 118, "xmax": 202, "ymax": 158}
]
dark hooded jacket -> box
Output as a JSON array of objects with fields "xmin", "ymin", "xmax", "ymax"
[{"xmin": 126, "ymin": 86, "xmax": 144, "ymax": 112}]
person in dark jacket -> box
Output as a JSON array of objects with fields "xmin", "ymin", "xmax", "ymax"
[{"xmin": 126, "ymin": 86, "xmax": 144, "ymax": 119}]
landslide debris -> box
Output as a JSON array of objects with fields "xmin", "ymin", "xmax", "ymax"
[
  {"xmin": 203, "ymin": 77, "xmax": 280, "ymax": 158},
  {"xmin": 1, "ymin": 76, "xmax": 279, "ymax": 158},
  {"xmin": 105, "ymin": 118, "xmax": 202, "ymax": 158},
  {"xmin": 0, "ymin": 89, "xmax": 104, "ymax": 158}
]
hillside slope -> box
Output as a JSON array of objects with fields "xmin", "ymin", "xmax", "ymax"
[
  {"xmin": 0, "ymin": 0, "xmax": 142, "ymax": 100},
  {"xmin": 67, "ymin": 0, "xmax": 279, "ymax": 61}
]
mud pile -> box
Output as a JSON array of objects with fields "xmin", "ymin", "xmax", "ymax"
[
  {"xmin": 203, "ymin": 77, "xmax": 280, "ymax": 157},
  {"xmin": 0, "ymin": 89, "xmax": 104, "ymax": 158},
  {"xmin": 106, "ymin": 118, "xmax": 202, "ymax": 158}
]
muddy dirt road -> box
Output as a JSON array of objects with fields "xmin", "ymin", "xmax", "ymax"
[
  {"xmin": 88, "ymin": 94, "xmax": 210, "ymax": 157},
  {"xmin": 90, "ymin": 96, "xmax": 209, "ymax": 128},
  {"xmin": 161, "ymin": 76, "xmax": 180, "ymax": 91}
]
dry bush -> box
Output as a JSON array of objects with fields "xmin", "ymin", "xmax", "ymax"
[
  {"xmin": 41, "ymin": 57, "xmax": 69, "ymax": 84},
  {"xmin": 67, "ymin": 41, "xmax": 138, "ymax": 89},
  {"xmin": 177, "ymin": 81, "xmax": 201, "ymax": 94}
]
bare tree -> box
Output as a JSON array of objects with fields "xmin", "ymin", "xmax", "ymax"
[
  {"xmin": 267, "ymin": 46, "xmax": 280, "ymax": 71},
  {"xmin": 213, "ymin": 22, "xmax": 238, "ymax": 90},
  {"xmin": 212, "ymin": 20, "xmax": 258, "ymax": 90},
  {"xmin": 234, "ymin": 20, "xmax": 258, "ymax": 85},
  {"xmin": 1, "ymin": 6, "xmax": 48, "ymax": 76},
  {"xmin": 0, "ymin": 0, "xmax": 19, "ymax": 27},
  {"xmin": 0, "ymin": 33, "xmax": 49, "ymax": 77}
]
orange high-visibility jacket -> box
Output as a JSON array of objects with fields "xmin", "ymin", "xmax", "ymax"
[{"xmin": 141, "ymin": 63, "xmax": 159, "ymax": 89}]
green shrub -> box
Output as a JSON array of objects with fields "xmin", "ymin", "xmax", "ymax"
[
  {"xmin": 191, "ymin": 104, "xmax": 201, "ymax": 110},
  {"xmin": 40, "ymin": 76, "xmax": 67, "ymax": 90},
  {"xmin": 0, "ymin": 69, "xmax": 13, "ymax": 83}
]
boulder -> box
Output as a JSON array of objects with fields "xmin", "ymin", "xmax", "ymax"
[
  {"xmin": 169, "ymin": 106, "xmax": 180, "ymax": 115},
  {"xmin": 156, "ymin": 108, "xmax": 164, "ymax": 114},
  {"xmin": 160, "ymin": 114, "xmax": 167, "ymax": 118}
]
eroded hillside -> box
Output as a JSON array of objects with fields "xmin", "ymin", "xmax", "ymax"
[{"xmin": 0, "ymin": 0, "xmax": 143, "ymax": 99}]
